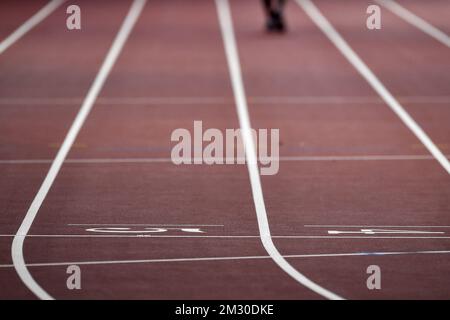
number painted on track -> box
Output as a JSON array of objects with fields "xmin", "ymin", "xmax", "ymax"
[
  {"xmin": 85, "ymin": 227, "xmax": 205, "ymax": 234},
  {"xmin": 327, "ymin": 228, "xmax": 445, "ymax": 235}
]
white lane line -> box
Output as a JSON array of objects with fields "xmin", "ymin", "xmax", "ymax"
[
  {"xmin": 328, "ymin": 229, "xmax": 444, "ymax": 235},
  {"xmin": 375, "ymin": 0, "xmax": 450, "ymax": 48},
  {"xmin": 1, "ymin": 95, "xmax": 449, "ymax": 105},
  {"xmin": 0, "ymin": 158, "xmax": 174, "ymax": 164},
  {"xmin": 1, "ymin": 250, "xmax": 450, "ymax": 269},
  {"xmin": 0, "ymin": 159, "xmax": 53, "ymax": 164},
  {"xmin": 2, "ymin": 234, "xmax": 450, "ymax": 239},
  {"xmin": 0, "ymin": 0, "xmax": 66, "ymax": 55},
  {"xmin": 11, "ymin": 0, "xmax": 147, "ymax": 301},
  {"xmin": 280, "ymin": 155, "xmax": 448, "ymax": 161},
  {"xmin": 296, "ymin": 0, "xmax": 450, "ymax": 175},
  {"xmin": 68, "ymin": 224, "xmax": 224, "ymax": 226},
  {"xmin": 305, "ymin": 225, "xmax": 450, "ymax": 228},
  {"xmin": 250, "ymin": 96, "xmax": 450, "ymax": 105},
  {"xmin": 2, "ymin": 154, "xmax": 448, "ymax": 165},
  {"xmin": 216, "ymin": 0, "xmax": 343, "ymax": 301}
]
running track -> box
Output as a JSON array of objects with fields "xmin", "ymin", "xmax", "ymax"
[{"xmin": 0, "ymin": 0, "xmax": 449, "ymax": 300}]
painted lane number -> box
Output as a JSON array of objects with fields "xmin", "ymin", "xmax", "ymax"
[
  {"xmin": 86, "ymin": 227, "xmax": 205, "ymax": 234},
  {"xmin": 328, "ymin": 228, "xmax": 444, "ymax": 235}
]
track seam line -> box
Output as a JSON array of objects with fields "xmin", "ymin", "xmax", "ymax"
[
  {"xmin": 0, "ymin": 0, "xmax": 67, "ymax": 55},
  {"xmin": 215, "ymin": 0, "xmax": 343, "ymax": 300},
  {"xmin": 2, "ymin": 250, "xmax": 450, "ymax": 268},
  {"xmin": 2, "ymin": 95, "xmax": 450, "ymax": 105},
  {"xmin": 296, "ymin": 0, "xmax": 450, "ymax": 175},
  {"xmin": 2, "ymin": 155, "xmax": 450, "ymax": 165},
  {"xmin": 11, "ymin": 0, "xmax": 147, "ymax": 300},
  {"xmin": 2, "ymin": 234, "xmax": 450, "ymax": 239},
  {"xmin": 375, "ymin": 0, "xmax": 450, "ymax": 48}
]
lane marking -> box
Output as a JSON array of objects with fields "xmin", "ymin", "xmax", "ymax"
[
  {"xmin": 67, "ymin": 223, "xmax": 224, "ymax": 227},
  {"xmin": 11, "ymin": 0, "xmax": 147, "ymax": 301},
  {"xmin": 1, "ymin": 95, "xmax": 449, "ymax": 105},
  {"xmin": 85, "ymin": 227, "xmax": 205, "ymax": 234},
  {"xmin": 2, "ymin": 234, "xmax": 450, "ymax": 239},
  {"xmin": 306, "ymin": 225, "xmax": 450, "ymax": 228},
  {"xmin": 0, "ymin": 0, "xmax": 66, "ymax": 55},
  {"xmin": 2, "ymin": 154, "xmax": 448, "ymax": 165},
  {"xmin": 327, "ymin": 229, "xmax": 444, "ymax": 235},
  {"xmin": 250, "ymin": 96, "xmax": 450, "ymax": 105},
  {"xmin": 1, "ymin": 250, "xmax": 450, "ymax": 268},
  {"xmin": 375, "ymin": 0, "xmax": 450, "ymax": 48},
  {"xmin": 296, "ymin": 0, "xmax": 450, "ymax": 175},
  {"xmin": 216, "ymin": 0, "xmax": 343, "ymax": 300},
  {"xmin": 279, "ymin": 155, "xmax": 449, "ymax": 161}
]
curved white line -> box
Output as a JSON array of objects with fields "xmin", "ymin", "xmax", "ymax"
[
  {"xmin": 215, "ymin": 0, "xmax": 343, "ymax": 300},
  {"xmin": 0, "ymin": 0, "xmax": 67, "ymax": 55},
  {"xmin": 11, "ymin": 0, "xmax": 147, "ymax": 300},
  {"xmin": 296, "ymin": 0, "xmax": 450, "ymax": 175},
  {"xmin": 375, "ymin": 0, "xmax": 450, "ymax": 48}
]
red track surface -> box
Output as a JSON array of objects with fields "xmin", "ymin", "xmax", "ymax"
[{"xmin": 0, "ymin": 0, "xmax": 449, "ymax": 299}]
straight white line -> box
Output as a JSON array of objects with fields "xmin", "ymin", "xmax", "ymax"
[
  {"xmin": 216, "ymin": 0, "xmax": 343, "ymax": 300},
  {"xmin": 328, "ymin": 229, "xmax": 444, "ymax": 235},
  {"xmin": 2, "ymin": 234, "xmax": 450, "ymax": 239},
  {"xmin": 0, "ymin": 158, "xmax": 173, "ymax": 164},
  {"xmin": 1, "ymin": 250, "xmax": 449, "ymax": 268},
  {"xmin": 280, "ymin": 155, "xmax": 444, "ymax": 161},
  {"xmin": 70, "ymin": 224, "xmax": 223, "ymax": 227},
  {"xmin": 11, "ymin": 0, "xmax": 147, "ymax": 301},
  {"xmin": 2, "ymin": 155, "xmax": 447, "ymax": 165},
  {"xmin": 94, "ymin": 97, "xmax": 233, "ymax": 104},
  {"xmin": 250, "ymin": 96, "xmax": 450, "ymax": 105},
  {"xmin": 375, "ymin": 0, "xmax": 450, "ymax": 48},
  {"xmin": 0, "ymin": 159, "xmax": 53, "ymax": 164},
  {"xmin": 0, "ymin": 0, "xmax": 66, "ymax": 55},
  {"xmin": 0, "ymin": 98, "xmax": 83, "ymax": 105},
  {"xmin": 296, "ymin": 0, "xmax": 450, "ymax": 175},
  {"xmin": 1, "ymin": 95, "xmax": 449, "ymax": 105},
  {"xmin": 305, "ymin": 225, "xmax": 450, "ymax": 228}
]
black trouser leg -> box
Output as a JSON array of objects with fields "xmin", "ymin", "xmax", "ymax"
[
  {"xmin": 263, "ymin": 0, "xmax": 287, "ymax": 31},
  {"xmin": 263, "ymin": 0, "xmax": 272, "ymax": 15},
  {"xmin": 263, "ymin": 0, "xmax": 286, "ymax": 14},
  {"xmin": 277, "ymin": 0, "xmax": 286, "ymax": 10}
]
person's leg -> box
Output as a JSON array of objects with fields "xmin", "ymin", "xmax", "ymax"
[
  {"xmin": 263, "ymin": 0, "xmax": 286, "ymax": 32},
  {"xmin": 277, "ymin": 0, "xmax": 286, "ymax": 10},
  {"xmin": 275, "ymin": 0, "xmax": 286, "ymax": 31},
  {"xmin": 263, "ymin": 0, "xmax": 272, "ymax": 12},
  {"xmin": 262, "ymin": 0, "xmax": 274, "ymax": 20},
  {"xmin": 262, "ymin": 0, "xmax": 275, "ymax": 31}
]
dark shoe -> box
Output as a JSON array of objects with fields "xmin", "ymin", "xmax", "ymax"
[
  {"xmin": 266, "ymin": 13, "xmax": 278, "ymax": 31},
  {"xmin": 266, "ymin": 10, "xmax": 285, "ymax": 32}
]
